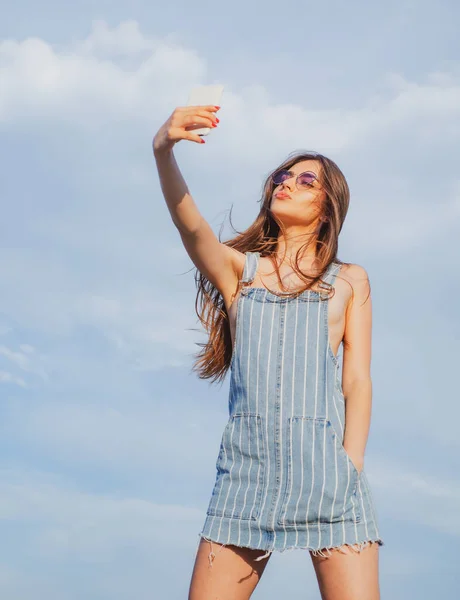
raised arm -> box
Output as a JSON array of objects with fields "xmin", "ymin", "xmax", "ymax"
[{"xmin": 152, "ymin": 105, "xmax": 243, "ymax": 296}]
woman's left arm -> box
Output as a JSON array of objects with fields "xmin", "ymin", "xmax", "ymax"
[{"xmin": 341, "ymin": 264, "xmax": 373, "ymax": 475}]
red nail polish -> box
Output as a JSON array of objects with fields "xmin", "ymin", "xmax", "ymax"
[
  {"xmin": 201, "ymin": 139, "xmax": 206, "ymax": 143},
  {"xmin": 216, "ymin": 118, "xmax": 220, "ymax": 123}
]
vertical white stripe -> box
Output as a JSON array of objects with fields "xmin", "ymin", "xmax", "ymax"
[
  {"xmin": 252, "ymin": 296, "xmax": 266, "ymax": 540},
  {"xmin": 257, "ymin": 293, "xmax": 274, "ymax": 547},
  {"xmin": 342, "ymin": 460, "xmax": 353, "ymax": 526},
  {"xmin": 223, "ymin": 264, "xmax": 249, "ymax": 544},
  {"xmin": 317, "ymin": 417, "xmax": 328, "ymax": 546},
  {"xmin": 235, "ymin": 252, "xmax": 255, "ymax": 545},
  {"xmin": 305, "ymin": 295, "xmax": 321, "ymax": 546},
  {"xmin": 325, "ymin": 324, "xmax": 337, "ymax": 549},
  {"xmin": 280, "ymin": 298, "xmax": 299, "ymax": 543},
  {"xmin": 220, "ymin": 417, "xmax": 237, "ymax": 540},
  {"xmin": 294, "ymin": 290, "xmax": 311, "ymax": 544},
  {"xmin": 212, "ymin": 426, "xmax": 229, "ymax": 540},
  {"xmin": 329, "ymin": 265, "xmax": 349, "ymax": 547},
  {"xmin": 314, "ymin": 297, "xmax": 325, "ymax": 548},
  {"xmin": 357, "ymin": 476, "xmax": 370, "ymax": 539},
  {"xmin": 237, "ymin": 296, "xmax": 256, "ymax": 545},
  {"xmin": 341, "ymin": 460, "xmax": 350, "ymax": 544},
  {"xmin": 271, "ymin": 301, "xmax": 288, "ymax": 545},
  {"xmin": 231, "ymin": 415, "xmax": 244, "ymax": 521},
  {"xmin": 314, "ymin": 297, "xmax": 321, "ymax": 420},
  {"xmin": 349, "ymin": 466, "xmax": 361, "ymax": 543}
]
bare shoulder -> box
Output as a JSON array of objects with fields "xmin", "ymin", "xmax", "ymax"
[
  {"xmin": 339, "ymin": 262, "xmax": 370, "ymax": 284},
  {"xmin": 336, "ymin": 263, "xmax": 371, "ymax": 303}
]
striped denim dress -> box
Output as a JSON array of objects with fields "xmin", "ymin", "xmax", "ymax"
[{"xmin": 199, "ymin": 251, "xmax": 384, "ymax": 561}]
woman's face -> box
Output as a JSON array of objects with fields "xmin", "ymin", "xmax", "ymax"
[{"xmin": 270, "ymin": 159, "xmax": 326, "ymax": 228}]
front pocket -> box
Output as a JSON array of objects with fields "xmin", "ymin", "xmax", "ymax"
[
  {"xmin": 207, "ymin": 413, "xmax": 265, "ymax": 521},
  {"xmin": 277, "ymin": 417, "xmax": 361, "ymax": 527}
]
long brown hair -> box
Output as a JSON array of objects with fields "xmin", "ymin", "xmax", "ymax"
[{"xmin": 190, "ymin": 150, "xmax": 352, "ymax": 384}]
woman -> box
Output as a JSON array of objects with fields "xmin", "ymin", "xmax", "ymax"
[{"xmin": 153, "ymin": 104, "xmax": 384, "ymax": 600}]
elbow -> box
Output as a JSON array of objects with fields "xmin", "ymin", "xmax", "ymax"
[
  {"xmin": 342, "ymin": 376, "xmax": 372, "ymax": 398},
  {"xmin": 174, "ymin": 217, "xmax": 202, "ymax": 237}
]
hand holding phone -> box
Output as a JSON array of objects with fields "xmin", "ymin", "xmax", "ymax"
[
  {"xmin": 152, "ymin": 85, "xmax": 223, "ymax": 154},
  {"xmin": 186, "ymin": 85, "xmax": 224, "ymax": 136}
]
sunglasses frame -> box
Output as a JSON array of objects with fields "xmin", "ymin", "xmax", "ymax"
[{"xmin": 271, "ymin": 169, "xmax": 319, "ymax": 191}]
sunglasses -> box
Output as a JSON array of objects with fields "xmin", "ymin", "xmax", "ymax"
[{"xmin": 271, "ymin": 169, "xmax": 318, "ymax": 190}]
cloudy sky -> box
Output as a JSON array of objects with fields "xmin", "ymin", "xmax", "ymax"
[{"xmin": 0, "ymin": 1, "xmax": 459, "ymax": 598}]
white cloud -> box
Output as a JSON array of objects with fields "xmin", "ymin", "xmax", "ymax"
[
  {"xmin": 0, "ymin": 370, "xmax": 28, "ymax": 387},
  {"xmin": 0, "ymin": 20, "xmax": 205, "ymax": 126},
  {"xmin": 0, "ymin": 343, "xmax": 49, "ymax": 382},
  {"xmin": 0, "ymin": 19, "xmax": 459, "ymax": 155},
  {"xmin": 73, "ymin": 19, "xmax": 160, "ymax": 58}
]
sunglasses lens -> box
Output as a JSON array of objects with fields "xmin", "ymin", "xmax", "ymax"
[
  {"xmin": 272, "ymin": 170, "xmax": 317, "ymax": 188},
  {"xmin": 297, "ymin": 172, "xmax": 316, "ymax": 187},
  {"xmin": 272, "ymin": 170, "xmax": 290, "ymax": 185}
]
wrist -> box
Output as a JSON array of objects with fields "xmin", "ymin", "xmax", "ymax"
[{"xmin": 153, "ymin": 139, "xmax": 175, "ymax": 158}]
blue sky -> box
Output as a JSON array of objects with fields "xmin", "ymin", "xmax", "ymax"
[{"xmin": 0, "ymin": 1, "xmax": 459, "ymax": 598}]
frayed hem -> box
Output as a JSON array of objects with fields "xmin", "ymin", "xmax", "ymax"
[
  {"xmin": 198, "ymin": 533, "xmax": 384, "ymax": 566},
  {"xmin": 198, "ymin": 534, "xmax": 230, "ymax": 568},
  {"xmin": 198, "ymin": 534, "xmax": 275, "ymax": 568},
  {"xmin": 310, "ymin": 538, "xmax": 384, "ymax": 559}
]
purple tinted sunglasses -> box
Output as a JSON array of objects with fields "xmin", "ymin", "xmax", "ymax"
[{"xmin": 271, "ymin": 169, "xmax": 318, "ymax": 190}]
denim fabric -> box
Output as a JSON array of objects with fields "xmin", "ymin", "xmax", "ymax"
[{"xmin": 199, "ymin": 252, "xmax": 383, "ymax": 556}]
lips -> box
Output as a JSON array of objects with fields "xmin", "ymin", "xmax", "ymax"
[{"xmin": 275, "ymin": 192, "xmax": 290, "ymax": 199}]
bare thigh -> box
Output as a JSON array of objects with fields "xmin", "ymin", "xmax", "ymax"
[
  {"xmin": 188, "ymin": 538, "xmax": 272, "ymax": 600},
  {"xmin": 310, "ymin": 542, "xmax": 381, "ymax": 600}
]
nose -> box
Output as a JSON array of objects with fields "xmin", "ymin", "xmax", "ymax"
[{"xmin": 280, "ymin": 175, "xmax": 296, "ymax": 191}]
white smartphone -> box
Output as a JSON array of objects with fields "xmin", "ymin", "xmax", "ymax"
[{"xmin": 186, "ymin": 84, "xmax": 224, "ymax": 136}]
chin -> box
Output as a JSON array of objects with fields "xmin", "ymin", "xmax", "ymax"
[{"xmin": 270, "ymin": 206, "xmax": 293, "ymax": 219}]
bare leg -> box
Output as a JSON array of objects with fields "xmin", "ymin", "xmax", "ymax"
[
  {"xmin": 188, "ymin": 538, "xmax": 272, "ymax": 600},
  {"xmin": 310, "ymin": 541, "xmax": 381, "ymax": 600}
]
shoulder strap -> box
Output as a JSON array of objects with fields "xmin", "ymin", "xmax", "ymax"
[
  {"xmin": 241, "ymin": 252, "xmax": 260, "ymax": 284},
  {"xmin": 322, "ymin": 261, "xmax": 342, "ymax": 286}
]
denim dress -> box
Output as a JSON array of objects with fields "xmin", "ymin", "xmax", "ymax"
[{"xmin": 199, "ymin": 252, "xmax": 384, "ymax": 561}]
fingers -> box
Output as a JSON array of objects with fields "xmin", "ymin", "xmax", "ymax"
[
  {"xmin": 194, "ymin": 109, "xmax": 219, "ymax": 124},
  {"xmin": 183, "ymin": 131, "xmax": 206, "ymax": 144},
  {"xmin": 183, "ymin": 104, "xmax": 220, "ymax": 113},
  {"xmin": 167, "ymin": 105, "xmax": 220, "ymax": 145},
  {"xmin": 177, "ymin": 107, "xmax": 218, "ymax": 127},
  {"xmin": 183, "ymin": 116, "xmax": 216, "ymax": 131},
  {"xmin": 177, "ymin": 105, "xmax": 219, "ymax": 122}
]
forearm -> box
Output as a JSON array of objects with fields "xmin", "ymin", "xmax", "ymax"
[
  {"xmin": 154, "ymin": 148, "xmax": 203, "ymax": 235},
  {"xmin": 342, "ymin": 378, "xmax": 372, "ymax": 472}
]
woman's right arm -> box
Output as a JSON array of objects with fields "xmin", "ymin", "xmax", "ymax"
[{"xmin": 152, "ymin": 106, "xmax": 243, "ymax": 296}]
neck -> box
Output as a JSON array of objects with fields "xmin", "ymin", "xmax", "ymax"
[{"xmin": 275, "ymin": 226, "xmax": 319, "ymax": 265}]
